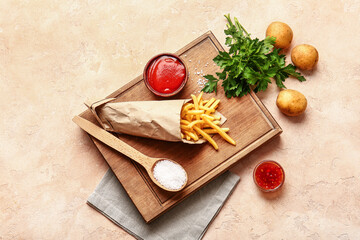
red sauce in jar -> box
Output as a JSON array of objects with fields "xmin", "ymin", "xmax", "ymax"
[
  {"xmin": 146, "ymin": 55, "xmax": 186, "ymax": 94},
  {"xmin": 253, "ymin": 160, "xmax": 284, "ymax": 191}
]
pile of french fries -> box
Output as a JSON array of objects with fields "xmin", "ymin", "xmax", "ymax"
[{"xmin": 180, "ymin": 92, "xmax": 236, "ymax": 150}]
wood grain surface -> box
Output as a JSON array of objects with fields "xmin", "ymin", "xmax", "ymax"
[{"xmin": 78, "ymin": 31, "xmax": 282, "ymax": 222}]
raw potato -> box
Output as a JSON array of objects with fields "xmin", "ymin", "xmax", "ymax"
[
  {"xmin": 291, "ymin": 44, "xmax": 319, "ymax": 70},
  {"xmin": 266, "ymin": 22, "xmax": 293, "ymax": 49},
  {"xmin": 276, "ymin": 89, "xmax": 307, "ymax": 116}
]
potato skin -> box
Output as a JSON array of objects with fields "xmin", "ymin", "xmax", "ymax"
[
  {"xmin": 266, "ymin": 22, "xmax": 293, "ymax": 49},
  {"xmin": 291, "ymin": 44, "xmax": 319, "ymax": 70},
  {"xmin": 276, "ymin": 89, "xmax": 307, "ymax": 116}
]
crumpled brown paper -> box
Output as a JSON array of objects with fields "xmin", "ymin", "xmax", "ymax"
[{"xmin": 86, "ymin": 98, "xmax": 225, "ymax": 144}]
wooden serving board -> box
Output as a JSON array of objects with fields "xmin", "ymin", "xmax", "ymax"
[{"xmin": 79, "ymin": 31, "xmax": 282, "ymax": 223}]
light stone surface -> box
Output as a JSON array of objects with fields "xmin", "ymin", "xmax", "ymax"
[{"xmin": 1, "ymin": 0, "xmax": 360, "ymax": 239}]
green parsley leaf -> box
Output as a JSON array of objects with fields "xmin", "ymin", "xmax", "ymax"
[{"xmin": 203, "ymin": 75, "xmax": 219, "ymax": 93}]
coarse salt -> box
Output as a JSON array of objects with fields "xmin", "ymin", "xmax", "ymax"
[
  {"xmin": 197, "ymin": 78, "xmax": 207, "ymax": 88},
  {"xmin": 153, "ymin": 160, "xmax": 187, "ymax": 190}
]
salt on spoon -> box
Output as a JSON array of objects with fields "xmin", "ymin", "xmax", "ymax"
[
  {"xmin": 153, "ymin": 159, "xmax": 187, "ymax": 191},
  {"xmin": 73, "ymin": 116, "xmax": 188, "ymax": 192}
]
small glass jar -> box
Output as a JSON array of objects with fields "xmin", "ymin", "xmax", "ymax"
[{"xmin": 253, "ymin": 160, "xmax": 285, "ymax": 192}]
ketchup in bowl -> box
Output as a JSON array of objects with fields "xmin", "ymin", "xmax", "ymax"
[
  {"xmin": 144, "ymin": 53, "xmax": 188, "ymax": 97},
  {"xmin": 253, "ymin": 160, "xmax": 285, "ymax": 192}
]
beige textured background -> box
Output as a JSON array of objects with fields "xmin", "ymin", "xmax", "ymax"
[{"xmin": 1, "ymin": 0, "xmax": 360, "ymax": 239}]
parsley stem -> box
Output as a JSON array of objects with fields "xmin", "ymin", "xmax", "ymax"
[{"xmin": 234, "ymin": 17, "xmax": 249, "ymax": 36}]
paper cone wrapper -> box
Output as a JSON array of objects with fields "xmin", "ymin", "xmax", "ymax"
[{"xmin": 86, "ymin": 98, "xmax": 226, "ymax": 144}]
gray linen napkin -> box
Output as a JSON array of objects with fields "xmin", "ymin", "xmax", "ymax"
[{"xmin": 87, "ymin": 169, "xmax": 240, "ymax": 240}]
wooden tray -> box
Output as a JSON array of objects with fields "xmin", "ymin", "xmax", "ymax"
[{"xmin": 78, "ymin": 31, "xmax": 282, "ymax": 223}]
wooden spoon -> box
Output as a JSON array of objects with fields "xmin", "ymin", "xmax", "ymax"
[{"xmin": 72, "ymin": 116, "xmax": 188, "ymax": 192}]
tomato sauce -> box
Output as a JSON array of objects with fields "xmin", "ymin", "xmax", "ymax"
[
  {"xmin": 146, "ymin": 55, "xmax": 186, "ymax": 94},
  {"xmin": 254, "ymin": 161, "xmax": 284, "ymax": 191}
]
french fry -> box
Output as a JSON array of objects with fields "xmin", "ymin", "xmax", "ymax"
[
  {"xmin": 203, "ymin": 116, "xmax": 236, "ymax": 145},
  {"xmin": 203, "ymin": 120, "xmax": 220, "ymax": 127},
  {"xmin": 200, "ymin": 114, "xmax": 215, "ymax": 121},
  {"xmin": 184, "ymin": 130, "xmax": 199, "ymax": 141},
  {"xmin": 193, "ymin": 126, "xmax": 218, "ymax": 150},
  {"xmin": 187, "ymin": 120, "xmax": 204, "ymax": 128},
  {"xmin": 181, "ymin": 103, "xmax": 194, "ymax": 117},
  {"xmin": 181, "ymin": 124, "xmax": 192, "ymax": 131},
  {"xmin": 181, "ymin": 119, "xmax": 190, "ymax": 125},
  {"xmin": 191, "ymin": 94, "xmax": 199, "ymax": 109},
  {"xmin": 192, "ymin": 130, "xmax": 199, "ymax": 139},
  {"xmin": 201, "ymin": 114, "xmax": 220, "ymax": 121},
  {"xmin": 180, "ymin": 92, "xmax": 235, "ymax": 150},
  {"xmin": 197, "ymin": 91, "xmax": 203, "ymax": 102},
  {"xmin": 191, "ymin": 94, "xmax": 201, "ymax": 121},
  {"xmin": 206, "ymin": 99, "xmax": 220, "ymax": 114},
  {"xmin": 183, "ymin": 103, "xmax": 193, "ymax": 109},
  {"xmin": 199, "ymin": 105, "xmax": 215, "ymax": 112},
  {"xmin": 203, "ymin": 128, "xmax": 229, "ymax": 134},
  {"xmin": 204, "ymin": 98, "xmax": 215, "ymax": 108},
  {"xmin": 186, "ymin": 110, "xmax": 204, "ymax": 115}
]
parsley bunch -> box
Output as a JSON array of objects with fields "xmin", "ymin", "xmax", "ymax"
[{"xmin": 202, "ymin": 14, "xmax": 305, "ymax": 98}]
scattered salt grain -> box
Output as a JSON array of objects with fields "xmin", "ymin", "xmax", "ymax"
[
  {"xmin": 153, "ymin": 160, "xmax": 187, "ymax": 190},
  {"xmin": 197, "ymin": 78, "xmax": 207, "ymax": 88}
]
